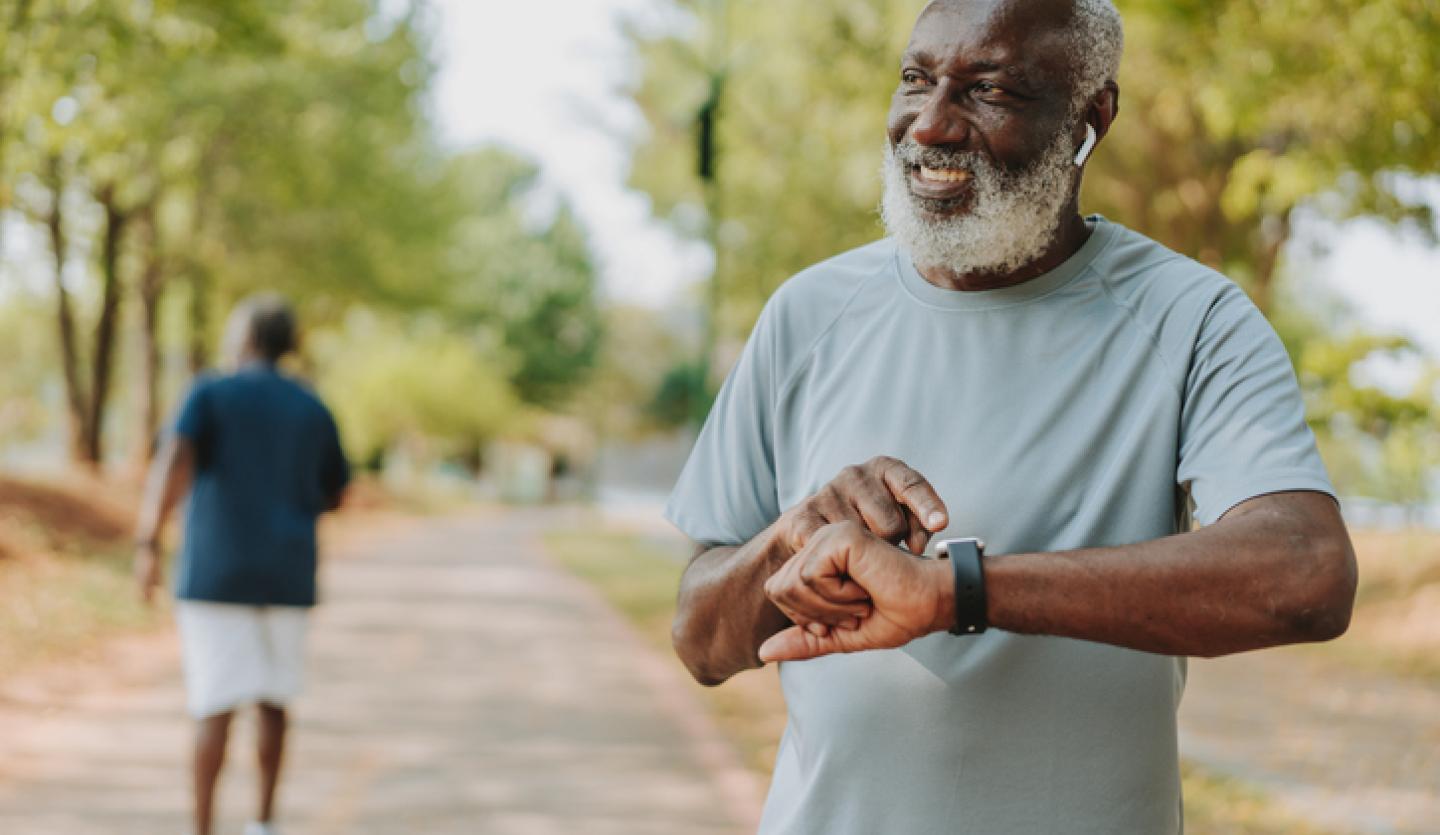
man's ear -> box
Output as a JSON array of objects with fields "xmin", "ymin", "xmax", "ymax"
[
  {"xmin": 1092, "ymin": 80, "xmax": 1119, "ymax": 142},
  {"xmin": 1072, "ymin": 81, "xmax": 1119, "ymax": 167}
]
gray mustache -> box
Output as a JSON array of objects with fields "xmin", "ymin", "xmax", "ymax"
[{"xmin": 893, "ymin": 142, "xmax": 984, "ymax": 171}]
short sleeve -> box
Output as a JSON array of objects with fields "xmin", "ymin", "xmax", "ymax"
[
  {"xmin": 173, "ymin": 378, "xmax": 212, "ymax": 445},
  {"xmin": 664, "ymin": 302, "xmax": 782, "ymax": 546},
  {"xmin": 1177, "ymin": 284, "xmax": 1335, "ymax": 525}
]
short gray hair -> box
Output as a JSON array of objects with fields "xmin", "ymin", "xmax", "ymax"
[
  {"xmin": 1068, "ymin": 0, "xmax": 1124, "ymax": 112},
  {"xmin": 235, "ymin": 293, "xmax": 297, "ymax": 362}
]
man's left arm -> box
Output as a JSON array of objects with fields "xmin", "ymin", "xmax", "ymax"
[{"xmin": 760, "ymin": 489, "xmax": 1355, "ymax": 662}]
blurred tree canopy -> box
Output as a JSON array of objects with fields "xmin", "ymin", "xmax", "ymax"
[
  {"xmin": 622, "ymin": 0, "xmax": 1440, "ymax": 500},
  {"xmin": 0, "ymin": 0, "xmax": 601, "ymax": 471},
  {"xmin": 312, "ymin": 312, "xmax": 520, "ymax": 470}
]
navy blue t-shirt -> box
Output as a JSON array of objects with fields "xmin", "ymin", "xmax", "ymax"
[{"xmin": 173, "ymin": 365, "xmax": 349, "ymax": 607}]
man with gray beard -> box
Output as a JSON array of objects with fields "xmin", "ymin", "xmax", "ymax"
[{"xmin": 665, "ymin": 0, "xmax": 1357, "ymax": 832}]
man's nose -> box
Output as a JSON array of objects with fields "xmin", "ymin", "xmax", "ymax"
[{"xmin": 909, "ymin": 84, "xmax": 970, "ymax": 147}]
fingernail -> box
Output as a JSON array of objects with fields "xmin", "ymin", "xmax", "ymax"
[
  {"xmin": 806, "ymin": 622, "xmax": 824, "ymax": 636},
  {"xmin": 927, "ymin": 512, "xmax": 946, "ymax": 529}
]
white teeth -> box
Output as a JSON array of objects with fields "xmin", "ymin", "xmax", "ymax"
[{"xmin": 917, "ymin": 166, "xmax": 970, "ymax": 184}]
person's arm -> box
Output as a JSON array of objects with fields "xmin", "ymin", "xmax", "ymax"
[
  {"xmin": 673, "ymin": 456, "xmax": 949, "ymax": 685},
  {"xmin": 759, "ymin": 489, "xmax": 1357, "ymax": 662},
  {"xmin": 133, "ymin": 434, "xmax": 196, "ymax": 605}
]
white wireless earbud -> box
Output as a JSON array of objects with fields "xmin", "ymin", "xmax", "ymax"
[{"xmin": 1074, "ymin": 123, "xmax": 1097, "ymax": 167}]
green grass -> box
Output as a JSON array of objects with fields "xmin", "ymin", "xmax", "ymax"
[
  {"xmin": 0, "ymin": 534, "xmax": 162, "ymax": 674},
  {"xmin": 543, "ymin": 527, "xmax": 1341, "ymax": 835}
]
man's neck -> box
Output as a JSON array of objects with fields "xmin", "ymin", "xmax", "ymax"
[{"xmin": 915, "ymin": 212, "xmax": 1092, "ymax": 292}]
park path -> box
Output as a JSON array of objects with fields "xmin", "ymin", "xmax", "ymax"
[
  {"xmin": 0, "ymin": 509, "xmax": 762, "ymax": 835},
  {"xmin": 1181, "ymin": 647, "xmax": 1440, "ymax": 834}
]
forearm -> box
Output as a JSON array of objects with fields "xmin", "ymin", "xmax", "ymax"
[
  {"xmin": 983, "ymin": 493, "xmax": 1357, "ymax": 657},
  {"xmin": 136, "ymin": 438, "xmax": 194, "ymax": 544},
  {"xmin": 673, "ymin": 527, "xmax": 792, "ymax": 685}
]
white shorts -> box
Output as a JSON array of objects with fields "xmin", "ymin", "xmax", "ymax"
[{"xmin": 176, "ymin": 601, "xmax": 310, "ymax": 718}]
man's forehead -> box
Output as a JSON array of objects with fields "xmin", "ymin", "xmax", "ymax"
[{"xmin": 907, "ymin": 0, "xmax": 1076, "ymax": 81}]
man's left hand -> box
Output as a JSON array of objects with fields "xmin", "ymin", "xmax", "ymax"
[
  {"xmin": 134, "ymin": 543, "xmax": 162, "ymax": 606},
  {"xmin": 760, "ymin": 521, "xmax": 952, "ymax": 662}
]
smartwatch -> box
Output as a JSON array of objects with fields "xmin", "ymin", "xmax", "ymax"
[{"xmin": 938, "ymin": 537, "xmax": 987, "ymax": 635}]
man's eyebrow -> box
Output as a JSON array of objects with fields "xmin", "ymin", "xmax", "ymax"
[
  {"xmin": 965, "ymin": 60, "xmax": 1035, "ymax": 84},
  {"xmin": 899, "ymin": 52, "xmax": 1041, "ymax": 89},
  {"xmin": 901, "ymin": 48, "xmax": 939, "ymax": 67}
]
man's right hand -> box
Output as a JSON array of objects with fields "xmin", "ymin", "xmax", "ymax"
[
  {"xmin": 765, "ymin": 456, "xmax": 948, "ymax": 635},
  {"xmin": 673, "ymin": 455, "xmax": 948, "ymax": 684}
]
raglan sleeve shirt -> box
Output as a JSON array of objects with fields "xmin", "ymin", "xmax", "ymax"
[
  {"xmin": 664, "ymin": 299, "xmax": 782, "ymax": 547},
  {"xmin": 1174, "ymin": 282, "xmax": 1334, "ymax": 525}
]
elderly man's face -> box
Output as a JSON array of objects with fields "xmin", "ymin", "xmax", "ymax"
[{"xmin": 882, "ymin": 0, "xmax": 1085, "ymax": 274}]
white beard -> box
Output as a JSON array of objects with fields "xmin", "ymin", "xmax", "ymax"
[{"xmin": 880, "ymin": 125, "xmax": 1078, "ymax": 276}]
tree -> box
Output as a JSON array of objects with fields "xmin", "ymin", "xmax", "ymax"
[
  {"xmin": 1084, "ymin": 0, "xmax": 1440, "ymax": 314},
  {"xmin": 440, "ymin": 148, "xmax": 603, "ymax": 409},
  {"xmin": 1, "ymin": 0, "xmax": 452, "ymax": 467}
]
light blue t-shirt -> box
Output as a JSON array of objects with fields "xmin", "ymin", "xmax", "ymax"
[{"xmin": 665, "ymin": 218, "xmax": 1333, "ymax": 834}]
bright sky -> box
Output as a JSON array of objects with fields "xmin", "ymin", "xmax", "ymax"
[
  {"xmin": 430, "ymin": 0, "xmax": 1439, "ymax": 360},
  {"xmin": 430, "ymin": 0, "xmax": 708, "ymax": 309}
]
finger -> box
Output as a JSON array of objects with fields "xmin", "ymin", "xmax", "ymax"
[
  {"xmin": 783, "ymin": 507, "xmax": 829, "ymax": 553},
  {"xmin": 759, "ymin": 624, "xmax": 868, "ymax": 663},
  {"xmin": 759, "ymin": 625, "xmax": 827, "ymax": 663},
  {"xmin": 766, "ymin": 565, "xmax": 872, "ymax": 626},
  {"xmin": 901, "ymin": 505, "xmax": 932, "ymax": 556},
  {"xmin": 880, "ymin": 459, "xmax": 948, "ymax": 532},
  {"xmin": 835, "ymin": 466, "xmax": 909, "ymax": 542},
  {"xmin": 799, "ymin": 556, "xmax": 872, "ymax": 605},
  {"xmin": 769, "ymin": 581, "xmax": 872, "ymax": 626}
]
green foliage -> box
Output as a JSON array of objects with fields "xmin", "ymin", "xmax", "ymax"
[
  {"xmin": 1, "ymin": 0, "xmax": 606, "ymax": 467},
  {"xmin": 440, "ymin": 149, "xmax": 603, "ymax": 408},
  {"xmin": 648, "ymin": 359, "xmax": 715, "ymax": 430},
  {"xmin": 576, "ymin": 305, "xmax": 695, "ymax": 439},
  {"xmin": 0, "ymin": 290, "xmax": 59, "ymax": 443},
  {"xmin": 1085, "ymin": 0, "xmax": 1440, "ymax": 309},
  {"xmin": 625, "ymin": 0, "xmax": 924, "ymax": 332},
  {"xmin": 311, "ymin": 311, "xmax": 520, "ymax": 467}
]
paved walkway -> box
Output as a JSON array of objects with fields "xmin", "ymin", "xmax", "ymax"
[
  {"xmin": 1182, "ymin": 648, "xmax": 1440, "ymax": 835},
  {"xmin": 0, "ymin": 510, "xmax": 761, "ymax": 834}
]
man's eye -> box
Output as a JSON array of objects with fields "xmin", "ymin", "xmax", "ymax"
[
  {"xmin": 902, "ymin": 71, "xmax": 932, "ymax": 86},
  {"xmin": 974, "ymin": 81, "xmax": 1002, "ymax": 95}
]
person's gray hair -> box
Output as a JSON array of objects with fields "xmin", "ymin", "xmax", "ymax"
[
  {"xmin": 235, "ymin": 293, "xmax": 297, "ymax": 362},
  {"xmin": 1067, "ymin": 0, "xmax": 1123, "ymax": 113}
]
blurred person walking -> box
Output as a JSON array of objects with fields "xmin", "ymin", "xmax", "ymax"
[{"xmin": 134, "ymin": 294, "xmax": 350, "ymax": 835}]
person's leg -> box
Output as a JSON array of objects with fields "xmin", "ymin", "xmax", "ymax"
[
  {"xmin": 193, "ymin": 711, "xmax": 234, "ymax": 835},
  {"xmin": 255, "ymin": 702, "xmax": 287, "ymax": 824}
]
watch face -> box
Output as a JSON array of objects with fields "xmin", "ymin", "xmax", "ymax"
[{"xmin": 936, "ymin": 537, "xmax": 985, "ymax": 556}]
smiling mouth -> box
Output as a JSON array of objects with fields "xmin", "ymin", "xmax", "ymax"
[
  {"xmin": 915, "ymin": 166, "xmax": 972, "ymax": 184},
  {"xmin": 907, "ymin": 164, "xmax": 974, "ymax": 207}
]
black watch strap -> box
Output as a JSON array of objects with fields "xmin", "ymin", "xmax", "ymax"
[{"xmin": 940, "ymin": 538, "xmax": 987, "ymax": 635}]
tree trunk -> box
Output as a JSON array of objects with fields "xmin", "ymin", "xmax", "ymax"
[
  {"xmin": 44, "ymin": 157, "xmax": 90, "ymax": 461},
  {"xmin": 188, "ymin": 267, "xmax": 210, "ymax": 373},
  {"xmin": 133, "ymin": 208, "xmax": 166, "ymax": 468},
  {"xmin": 1249, "ymin": 210, "xmax": 1292, "ymax": 318},
  {"xmin": 84, "ymin": 185, "xmax": 128, "ymax": 468}
]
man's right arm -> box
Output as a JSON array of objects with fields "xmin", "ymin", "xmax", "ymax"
[
  {"xmin": 672, "ymin": 527, "xmax": 795, "ymax": 686},
  {"xmin": 671, "ymin": 456, "xmax": 949, "ymax": 685}
]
